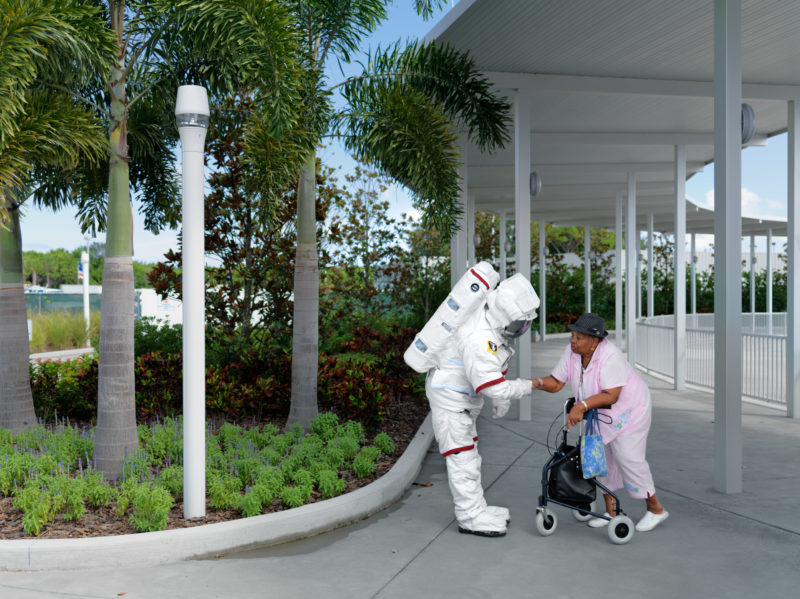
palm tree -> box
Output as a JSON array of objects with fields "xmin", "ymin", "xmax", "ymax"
[
  {"xmin": 285, "ymin": 2, "xmax": 511, "ymax": 428},
  {"xmin": 0, "ymin": 0, "xmax": 113, "ymax": 433},
  {"xmin": 178, "ymin": 1, "xmax": 511, "ymax": 430},
  {"xmin": 86, "ymin": 1, "xmax": 304, "ymax": 478}
]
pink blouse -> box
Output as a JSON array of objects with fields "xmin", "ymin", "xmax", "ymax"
[{"xmin": 551, "ymin": 339, "xmax": 651, "ymax": 443}]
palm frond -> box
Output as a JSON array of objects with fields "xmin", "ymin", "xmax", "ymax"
[
  {"xmin": 332, "ymin": 39, "xmax": 510, "ymax": 235},
  {"xmin": 159, "ymin": 0, "xmax": 306, "ymax": 138},
  {"xmin": 413, "ymin": 0, "xmax": 450, "ymax": 21},
  {"xmin": 0, "ymin": 0, "xmax": 113, "ymax": 150},
  {"xmin": 343, "ymin": 40, "xmax": 511, "ymax": 152},
  {"xmin": 333, "ymin": 83, "xmax": 462, "ymax": 235},
  {"xmin": 288, "ymin": 0, "xmax": 388, "ymax": 64}
]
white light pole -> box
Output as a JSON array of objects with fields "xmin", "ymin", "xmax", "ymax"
[
  {"xmin": 175, "ymin": 85, "xmax": 209, "ymax": 519},
  {"xmin": 81, "ymin": 242, "xmax": 90, "ymax": 347}
]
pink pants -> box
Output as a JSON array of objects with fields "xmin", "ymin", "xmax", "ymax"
[{"xmin": 596, "ymin": 410, "xmax": 656, "ymax": 499}]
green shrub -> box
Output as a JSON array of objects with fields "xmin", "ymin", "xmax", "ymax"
[
  {"xmin": 244, "ymin": 423, "xmax": 278, "ymax": 449},
  {"xmin": 338, "ymin": 420, "xmax": 364, "ymax": 442},
  {"xmin": 321, "ymin": 445, "xmax": 345, "ymax": 470},
  {"xmin": 309, "ymin": 412, "xmax": 339, "ymax": 441},
  {"xmin": 316, "ymin": 469, "xmax": 346, "ymax": 499},
  {"xmin": 352, "ymin": 452, "xmax": 376, "ymax": 478},
  {"xmin": 332, "ymin": 436, "xmax": 360, "ymax": 463},
  {"xmin": 373, "ymin": 432, "xmax": 395, "ymax": 455},
  {"xmin": 135, "ymin": 352, "xmax": 182, "ymax": 420},
  {"xmin": 83, "ymin": 471, "xmax": 117, "ymax": 508},
  {"xmin": 128, "ymin": 484, "xmax": 174, "ymax": 532},
  {"xmin": 134, "ymin": 317, "xmax": 182, "ymax": 357},
  {"xmin": 207, "ymin": 474, "xmax": 243, "ymax": 510},
  {"xmin": 14, "ymin": 484, "xmax": 55, "ymax": 536},
  {"xmin": 50, "ymin": 476, "xmax": 87, "ymax": 522},
  {"xmin": 239, "ymin": 483, "xmax": 274, "ymax": 518},
  {"xmin": 318, "ymin": 353, "xmax": 391, "ymax": 429},
  {"xmin": 359, "ymin": 445, "xmax": 381, "ymax": 463},
  {"xmin": 29, "ymin": 358, "xmax": 97, "ymax": 422},
  {"xmin": 279, "ymin": 485, "xmax": 306, "ymax": 509},
  {"xmin": 253, "ymin": 466, "xmax": 284, "ymax": 496},
  {"xmin": 156, "ymin": 465, "xmax": 183, "ymax": 498}
]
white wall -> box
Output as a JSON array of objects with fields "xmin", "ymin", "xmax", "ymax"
[{"xmin": 136, "ymin": 289, "xmax": 183, "ymax": 325}]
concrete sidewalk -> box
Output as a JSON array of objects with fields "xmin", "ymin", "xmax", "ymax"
[{"xmin": 1, "ymin": 336, "xmax": 798, "ymax": 598}]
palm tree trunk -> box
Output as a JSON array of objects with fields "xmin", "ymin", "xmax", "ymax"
[
  {"xmin": 0, "ymin": 203, "xmax": 37, "ymax": 433},
  {"xmin": 286, "ymin": 153, "xmax": 319, "ymax": 430},
  {"xmin": 93, "ymin": 36, "xmax": 138, "ymax": 478}
]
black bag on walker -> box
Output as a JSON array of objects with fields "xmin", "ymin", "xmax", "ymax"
[{"xmin": 548, "ymin": 442, "xmax": 596, "ymax": 505}]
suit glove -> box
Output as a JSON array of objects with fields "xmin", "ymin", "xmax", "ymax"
[{"xmin": 492, "ymin": 397, "xmax": 511, "ymax": 419}]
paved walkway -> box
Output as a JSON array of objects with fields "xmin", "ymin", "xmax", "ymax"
[{"xmin": 2, "ymin": 337, "xmax": 799, "ymax": 598}]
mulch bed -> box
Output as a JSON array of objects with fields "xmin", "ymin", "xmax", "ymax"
[{"xmin": 0, "ymin": 398, "xmax": 429, "ymax": 540}]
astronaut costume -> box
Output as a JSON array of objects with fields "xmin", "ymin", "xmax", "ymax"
[{"xmin": 419, "ymin": 271, "xmax": 539, "ymax": 537}]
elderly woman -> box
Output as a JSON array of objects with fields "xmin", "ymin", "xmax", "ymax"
[{"xmin": 532, "ymin": 313, "xmax": 669, "ymax": 532}]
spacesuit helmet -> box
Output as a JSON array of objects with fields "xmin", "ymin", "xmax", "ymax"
[{"xmin": 485, "ymin": 273, "xmax": 540, "ymax": 339}]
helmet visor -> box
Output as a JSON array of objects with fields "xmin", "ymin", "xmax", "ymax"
[{"xmin": 504, "ymin": 319, "xmax": 532, "ymax": 339}]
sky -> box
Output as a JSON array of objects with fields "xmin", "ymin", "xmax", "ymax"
[{"xmin": 20, "ymin": 1, "xmax": 789, "ymax": 263}]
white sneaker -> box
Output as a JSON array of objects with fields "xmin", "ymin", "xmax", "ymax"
[
  {"xmin": 587, "ymin": 512, "xmax": 611, "ymax": 528},
  {"xmin": 635, "ymin": 510, "xmax": 669, "ymax": 532},
  {"xmin": 486, "ymin": 505, "xmax": 510, "ymax": 523},
  {"xmin": 458, "ymin": 510, "xmax": 508, "ymax": 537}
]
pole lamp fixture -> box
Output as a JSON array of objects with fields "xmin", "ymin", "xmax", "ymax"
[{"xmin": 175, "ymin": 85, "xmax": 209, "ymax": 519}]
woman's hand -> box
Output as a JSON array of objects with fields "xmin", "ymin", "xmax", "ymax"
[{"xmin": 566, "ymin": 402, "xmax": 586, "ymax": 429}]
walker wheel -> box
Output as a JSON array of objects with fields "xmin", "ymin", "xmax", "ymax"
[
  {"xmin": 607, "ymin": 514, "xmax": 635, "ymax": 545},
  {"xmin": 571, "ymin": 502, "xmax": 595, "ymax": 522},
  {"xmin": 535, "ymin": 508, "xmax": 558, "ymax": 536}
]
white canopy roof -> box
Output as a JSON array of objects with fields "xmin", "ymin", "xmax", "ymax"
[{"xmin": 425, "ymin": 0, "xmax": 797, "ymax": 235}]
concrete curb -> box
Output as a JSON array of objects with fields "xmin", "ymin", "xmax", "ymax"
[{"xmin": 0, "ymin": 413, "xmax": 433, "ymax": 572}]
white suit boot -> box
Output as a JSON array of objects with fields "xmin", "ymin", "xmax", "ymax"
[
  {"xmin": 486, "ymin": 505, "xmax": 510, "ymax": 523},
  {"xmin": 458, "ymin": 509, "xmax": 508, "ymax": 537}
]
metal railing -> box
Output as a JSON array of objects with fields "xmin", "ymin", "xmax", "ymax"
[{"xmin": 636, "ymin": 313, "xmax": 786, "ymax": 406}]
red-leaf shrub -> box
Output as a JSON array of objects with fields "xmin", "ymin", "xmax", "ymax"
[{"xmin": 317, "ymin": 354, "xmax": 391, "ymax": 430}]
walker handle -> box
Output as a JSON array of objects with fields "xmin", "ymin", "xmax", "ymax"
[{"xmin": 564, "ymin": 397, "xmax": 612, "ymax": 421}]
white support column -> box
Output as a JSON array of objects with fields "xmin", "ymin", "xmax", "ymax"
[
  {"xmin": 691, "ymin": 233, "xmax": 697, "ymax": 316},
  {"xmin": 713, "ymin": 0, "xmax": 743, "ymax": 492},
  {"xmin": 539, "ymin": 220, "xmax": 547, "ymax": 342},
  {"xmin": 584, "ymin": 225, "xmax": 591, "ymax": 313},
  {"xmin": 674, "ymin": 145, "xmax": 687, "ymax": 390},
  {"xmin": 451, "ymin": 135, "xmax": 469, "ymax": 286},
  {"xmin": 499, "ymin": 211, "xmax": 508, "ymax": 280},
  {"xmin": 637, "ymin": 227, "xmax": 643, "ymax": 320},
  {"xmin": 767, "ymin": 228, "xmax": 773, "ymax": 335},
  {"xmin": 615, "ymin": 193, "xmax": 624, "ymax": 347},
  {"xmin": 626, "ymin": 173, "xmax": 637, "ymax": 365},
  {"xmin": 647, "ymin": 214, "xmax": 654, "ymax": 318},
  {"xmin": 749, "ymin": 235, "xmax": 756, "ymax": 321},
  {"xmin": 788, "ymin": 100, "xmax": 800, "ymax": 419},
  {"xmin": 467, "ymin": 192, "xmax": 476, "ymax": 267},
  {"xmin": 514, "ymin": 90, "xmax": 532, "ymax": 420}
]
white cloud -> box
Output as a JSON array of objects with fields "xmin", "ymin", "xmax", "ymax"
[{"xmin": 695, "ymin": 188, "xmax": 785, "ymax": 220}]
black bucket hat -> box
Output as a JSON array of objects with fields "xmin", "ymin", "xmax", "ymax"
[{"xmin": 567, "ymin": 313, "xmax": 608, "ymax": 339}]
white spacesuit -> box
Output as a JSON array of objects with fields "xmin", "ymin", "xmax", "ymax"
[{"xmin": 423, "ymin": 272, "xmax": 540, "ymax": 537}]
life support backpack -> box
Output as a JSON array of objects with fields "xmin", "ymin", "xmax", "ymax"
[{"xmin": 403, "ymin": 261, "xmax": 500, "ymax": 373}]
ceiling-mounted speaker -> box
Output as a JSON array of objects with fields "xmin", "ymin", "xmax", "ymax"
[{"xmin": 530, "ymin": 171, "xmax": 542, "ymax": 196}]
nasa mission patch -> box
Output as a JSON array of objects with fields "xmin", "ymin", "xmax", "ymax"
[{"xmin": 486, "ymin": 340, "xmax": 498, "ymax": 354}]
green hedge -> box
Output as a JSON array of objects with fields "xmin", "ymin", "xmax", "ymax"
[{"xmin": 29, "ymin": 325, "xmax": 422, "ymax": 429}]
